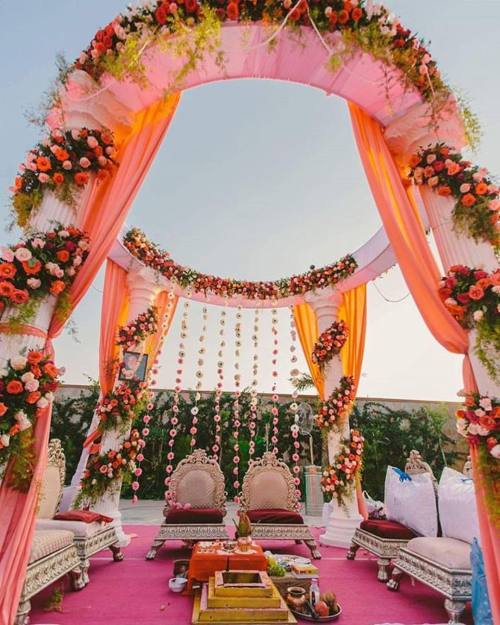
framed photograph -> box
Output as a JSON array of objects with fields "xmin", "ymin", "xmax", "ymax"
[{"xmin": 119, "ymin": 351, "xmax": 148, "ymax": 382}]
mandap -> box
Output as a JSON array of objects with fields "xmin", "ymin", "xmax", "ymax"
[{"xmin": 0, "ymin": 1, "xmax": 499, "ymax": 624}]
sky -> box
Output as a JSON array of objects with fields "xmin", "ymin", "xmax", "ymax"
[{"xmin": 1, "ymin": 1, "xmax": 499, "ymax": 401}]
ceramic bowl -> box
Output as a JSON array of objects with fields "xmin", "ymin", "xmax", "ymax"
[{"xmin": 168, "ymin": 577, "xmax": 188, "ymax": 593}]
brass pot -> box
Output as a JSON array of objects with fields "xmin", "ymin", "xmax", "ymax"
[
  {"xmin": 237, "ymin": 536, "xmax": 252, "ymax": 552},
  {"xmin": 285, "ymin": 586, "xmax": 307, "ymax": 610}
]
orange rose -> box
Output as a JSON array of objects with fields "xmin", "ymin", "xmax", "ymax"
[
  {"xmin": 461, "ymin": 193, "xmax": 476, "ymax": 207},
  {"xmin": 30, "ymin": 365, "xmax": 42, "ymax": 378},
  {"xmin": 26, "ymin": 391, "xmax": 41, "ymax": 404},
  {"xmin": 74, "ymin": 172, "xmax": 89, "ymax": 186},
  {"xmin": 36, "ymin": 156, "xmax": 52, "ymax": 172},
  {"xmin": 437, "ymin": 185, "xmax": 452, "ymax": 197},
  {"xmin": 6, "ymin": 380, "xmax": 24, "ymax": 394},
  {"xmin": 337, "ymin": 9, "xmax": 349, "ymax": 23},
  {"xmin": 50, "ymin": 280, "xmax": 66, "ymax": 295},
  {"xmin": 27, "ymin": 351, "xmax": 43, "ymax": 365},
  {"xmin": 351, "ymin": 6, "xmax": 362, "ymax": 21},
  {"xmin": 0, "ymin": 402, "xmax": 7, "ymax": 416},
  {"xmin": 21, "ymin": 259, "xmax": 42, "ymax": 275},
  {"xmin": 479, "ymin": 415, "xmax": 496, "ymax": 430},
  {"xmin": 11, "ymin": 289, "xmax": 29, "ymax": 304},
  {"xmin": 0, "ymin": 281, "xmax": 14, "ymax": 297},
  {"xmin": 476, "ymin": 278, "xmax": 492, "ymax": 290},
  {"xmin": 468, "ymin": 285, "xmax": 484, "ymax": 300},
  {"xmin": 14, "ymin": 176, "xmax": 23, "ymax": 191},
  {"xmin": 0, "ymin": 263, "xmax": 16, "ymax": 279},
  {"xmin": 9, "ymin": 424, "xmax": 21, "ymax": 436},
  {"xmin": 54, "ymin": 148, "xmax": 69, "ymax": 162},
  {"xmin": 43, "ymin": 362, "xmax": 59, "ymax": 379},
  {"xmin": 475, "ymin": 182, "xmax": 488, "ymax": 195},
  {"xmin": 53, "ymin": 172, "xmax": 64, "ymax": 185},
  {"xmin": 56, "ymin": 250, "xmax": 70, "ymax": 263}
]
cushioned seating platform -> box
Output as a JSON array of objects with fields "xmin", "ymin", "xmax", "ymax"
[
  {"xmin": 247, "ymin": 508, "xmax": 304, "ymax": 524},
  {"xmin": 36, "ymin": 518, "xmax": 106, "ymax": 538},
  {"xmin": 405, "ymin": 536, "xmax": 471, "ymax": 570},
  {"xmin": 360, "ymin": 519, "xmax": 417, "ymax": 540},
  {"xmin": 29, "ymin": 530, "xmax": 74, "ymax": 564},
  {"xmin": 164, "ymin": 507, "xmax": 224, "ymax": 524}
]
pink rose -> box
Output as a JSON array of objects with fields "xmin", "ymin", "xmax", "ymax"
[
  {"xmin": 460, "ymin": 183, "xmax": 471, "ymax": 193},
  {"xmin": 38, "ymin": 173, "xmax": 50, "ymax": 183},
  {"xmin": 79, "ymin": 157, "xmax": 91, "ymax": 168},
  {"xmin": 14, "ymin": 247, "xmax": 32, "ymax": 262},
  {"xmin": 87, "ymin": 136, "xmax": 98, "ymax": 149},
  {"xmin": 0, "ymin": 247, "xmax": 14, "ymax": 262},
  {"xmin": 62, "ymin": 160, "xmax": 72, "ymax": 170}
]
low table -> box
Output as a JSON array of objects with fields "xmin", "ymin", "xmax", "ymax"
[{"xmin": 187, "ymin": 541, "xmax": 268, "ymax": 591}]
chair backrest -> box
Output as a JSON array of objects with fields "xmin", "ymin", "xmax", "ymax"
[
  {"xmin": 168, "ymin": 449, "xmax": 226, "ymax": 513},
  {"xmin": 462, "ymin": 455, "xmax": 472, "ymax": 477},
  {"xmin": 405, "ymin": 449, "xmax": 437, "ymax": 482},
  {"xmin": 38, "ymin": 439, "xmax": 65, "ymax": 519},
  {"xmin": 240, "ymin": 452, "xmax": 299, "ymax": 512}
]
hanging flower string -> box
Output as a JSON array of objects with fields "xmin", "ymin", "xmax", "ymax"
[
  {"xmin": 311, "ymin": 320, "xmax": 349, "ymax": 371},
  {"xmin": 124, "ymin": 228, "xmax": 358, "ymax": 301},
  {"xmin": 213, "ymin": 308, "xmax": 227, "ymax": 460},
  {"xmin": 270, "ymin": 308, "xmax": 280, "ymax": 455},
  {"xmin": 164, "ymin": 300, "xmax": 190, "ymax": 495},
  {"xmin": 189, "ymin": 305, "xmax": 208, "ymax": 449},
  {"xmin": 248, "ymin": 309, "xmax": 260, "ymax": 461},
  {"xmin": 315, "ymin": 376, "xmax": 356, "ymax": 430},
  {"xmin": 232, "ymin": 307, "xmax": 242, "ymax": 502},
  {"xmin": 289, "ymin": 309, "xmax": 301, "ymax": 498}
]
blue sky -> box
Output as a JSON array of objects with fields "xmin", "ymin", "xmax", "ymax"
[{"xmin": 1, "ymin": 1, "xmax": 499, "ymax": 400}]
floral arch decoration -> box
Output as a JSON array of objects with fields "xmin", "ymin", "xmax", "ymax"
[{"xmin": 1, "ymin": 1, "xmax": 499, "ymax": 624}]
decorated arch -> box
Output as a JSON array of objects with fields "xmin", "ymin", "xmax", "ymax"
[{"xmin": 0, "ymin": 1, "xmax": 499, "ymax": 624}]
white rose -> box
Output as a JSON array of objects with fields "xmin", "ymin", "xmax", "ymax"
[
  {"xmin": 21, "ymin": 372, "xmax": 35, "ymax": 383},
  {"xmin": 0, "ymin": 368, "xmax": 8, "ymax": 378},
  {"xmin": 36, "ymin": 397, "xmax": 49, "ymax": 409},
  {"xmin": 490, "ymin": 444, "xmax": 500, "ymax": 459},
  {"xmin": 58, "ymin": 230, "xmax": 70, "ymax": 238},
  {"xmin": 10, "ymin": 356, "xmax": 27, "ymax": 371},
  {"xmin": 473, "ymin": 310, "xmax": 484, "ymax": 322},
  {"xmin": 27, "ymin": 278, "xmax": 41, "ymax": 289},
  {"xmin": 14, "ymin": 247, "xmax": 32, "ymax": 262},
  {"xmin": 44, "ymin": 392, "xmax": 55, "ymax": 402},
  {"xmin": 14, "ymin": 411, "xmax": 31, "ymax": 431},
  {"xmin": 479, "ymin": 397, "xmax": 492, "ymax": 411},
  {"xmin": 0, "ymin": 434, "xmax": 10, "ymax": 448}
]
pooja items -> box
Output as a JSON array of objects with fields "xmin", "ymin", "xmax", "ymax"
[{"xmin": 168, "ymin": 577, "xmax": 188, "ymax": 593}]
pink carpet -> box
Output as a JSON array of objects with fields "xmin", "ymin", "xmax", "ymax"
[{"xmin": 29, "ymin": 525, "xmax": 472, "ymax": 625}]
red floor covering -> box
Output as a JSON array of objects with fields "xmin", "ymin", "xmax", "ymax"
[{"xmin": 29, "ymin": 525, "xmax": 472, "ymax": 625}]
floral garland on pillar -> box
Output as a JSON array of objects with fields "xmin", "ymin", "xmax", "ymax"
[
  {"xmin": 438, "ymin": 266, "xmax": 500, "ymax": 381},
  {"xmin": 11, "ymin": 128, "xmax": 117, "ymax": 228},
  {"xmin": 456, "ymin": 393, "xmax": 499, "ymax": 524},
  {"xmin": 314, "ymin": 376, "xmax": 356, "ymax": 430},
  {"xmin": 320, "ymin": 429, "xmax": 364, "ymax": 507},
  {"xmin": 0, "ymin": 351, "xmax": 62, "ymax": 489},
  {"xmin": 409, "ymin": 143, "xmax": 500, "ymax": 248},
  {"xmin": 311, "ymin": 320, "xmax": 349, "ymax": 371},
  {"xmin": 0, "ymin": 225, "xmax": 90, "ymax": 326},
  {"xmin": 116, "ymin": 305, "xmax": 158, "ymax": 351}
]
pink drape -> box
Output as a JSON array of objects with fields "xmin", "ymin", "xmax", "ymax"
[
  {"xmin": 349, "ymin": 102, "xmax": 498, "ymax": 623},
  {"xmin": 0, "ymin": 96, "xmax": 180, "ymax": 625}
]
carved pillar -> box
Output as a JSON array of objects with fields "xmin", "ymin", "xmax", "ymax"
[
  {"xmin": 419, "ymin": 187, "xmax": 499, "ymax": 396},
  {"xmin": 91, "ymin": 266, "xmax": 160, "ymax": 546},
  {"xmin": 306, "ymin": 290, "xmax": 362, "ymax": 547}
]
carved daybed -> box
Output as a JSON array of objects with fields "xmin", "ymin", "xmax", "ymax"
[
  {"xmin": 240, "ymin": 452, "xmax": 321, "ymax": 560},
  {"xmin": 146, "ymin": 449, "xmax": 229, "ymax": 560},
  {"xmin": 35, "ymin": 439, "xmax": 122, "ymax": 586},
  {"xmin": 346, "ymin": 450, "xmax": 436, "ymax": 582}
]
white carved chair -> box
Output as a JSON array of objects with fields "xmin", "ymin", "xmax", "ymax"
[
  {"xmin": 239, "ymin": 452, "xmax": 321, "ymax": 560},
  {"xmin": 35, "ymin": 439, "xmax": 122, "ymax": 586},
  {"xmin": 146, "ymin": 449, "xmax": 229, "ymax": 560},
  {"xmin": 387, "ymin": 458, "xmax": 476, "ymax": 625},
  {"xmin": 346, "ymin": 450, "xmax": 436, "ymax": 582},
  {"xmin": 16, "ymin": 529, "xmax": 84, "ymax": 625}
]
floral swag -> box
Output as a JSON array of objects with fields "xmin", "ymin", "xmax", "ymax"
[
  {"xmin": 456, "ymin": 393, "xmax": 499, "ymax": 526},
  {"xmin": 116, "ymin": 305, "xmax": 158, "ymax": 351},
  {"xmin": 312, "ymin": 320, "xmax": 348, "ymax": 370},
  {"xmin": 321, "ymin": 428, "xmax": 364, "ymax": 506},
  {"xmin": 124, "ymin": 228, "xmax": 358, "ymax": 300},
  {"xmin": 315, "ymin": 375, "xmax": 356, "ymax": 430},
  {"xmin": 438, "ymin": 265, "xmax": 500, "ymax": 382}
]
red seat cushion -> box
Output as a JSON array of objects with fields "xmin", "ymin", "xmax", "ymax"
[
  {"xmin": 53, "ymin": 510, "xmax": 113, "ymax": 524},
  {"xmin": 247, "ymin": 509, "xmax": 304, "ymax": 525},
  {"xmin": 360, "ymin": 519, "xmax": 416, "ymax": 540},
  {"xmin": 164, "ymin": 507, "xmax": 224, "ymax": 524}
]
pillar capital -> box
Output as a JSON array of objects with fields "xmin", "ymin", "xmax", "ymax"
[
  {"xmin": 126, "ymin": 265, "xmax": 161, "ymax": 321},
  {"xmin": 305, "ymin": 289, "xmax": 343, "ymax": 333}
]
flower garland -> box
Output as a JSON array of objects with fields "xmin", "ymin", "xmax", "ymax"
[
  {"xmin": 93, "ymin": 379, "xmax": 148, "ymax": 435},
  {"xmin": 116, "ymin": 305, "xmax": 158, "ymax": 351},
  {"xmin": 0, "ymin": 350, "xmax": 61, "ymax": 489},
  {"xmin": 72, "ymin": 0, "xmax": 447, "ymax": 104},
  {"xmin": 315, "ymin": 376, "xmax": 356, "ymax": 430},
  {"xmin": 212, "ymin": 308, "xmax": 226, "ymax": 459},
  {"xmin": 12, "ymin": 128, "xmax": 117, "ymax": 228},
  {"xmin": 289, "ymin": 310, "xmax": 301, "ymax": 496},
  {"xmin": 232, "ymin": 307, "xmax": 242, "ymax": 501},
  {"xmin": 438, "ymin": 266, "xmax": 500, "ymax": 381},
  {"xmin": 311, "ymin": 320, "xmax": 349, "ymax": 370},
  {"xmin": 189, "ymin": 306, "xmax": 209, "ymax": 449},
  {"xmin": 409, "ymin": 144, "xmax": 500, "ymax": 248},
  {"xmin": 123, "ymin": 228, "xmax": 358, "ymax": 300},
  {"xmin": 270, "ymin": 309, "xmax": 280, "ymax": 454},
  {"xmin": 456, "ymin": 393, "xmax": 499, "ymax": 525},
  {"xmin": 0, "ymin": 226, "xmax": 90, "ymax": 326},
  {"xmin": 321, "ymin": 428, "xmax": 364, "ymax": 506},
  {"xmin": 248, "ymin": 309, "xmax": 259, "ymax": 461}
]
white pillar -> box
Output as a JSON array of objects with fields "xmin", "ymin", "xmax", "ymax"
[
  {"xmin": 91, "ymin": 266, "xmax": 160, "ymax": 546},
  {"xmin": 306, "ymin": 290, "xmax": 362, "ymax": 547},
  {"xmin": 420, "ymin": 187, "xmax": 500, "ymax": 396}
]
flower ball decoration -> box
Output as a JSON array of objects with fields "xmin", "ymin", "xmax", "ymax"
[
  {"xmin": 312, "ymin": 320, "xmax": 349, "ymax": 370},
  {"xmin": 321, "ymin": 428, "xmax": 364, "ymax": 507},
  {"xmin": 12, "ymin": 128, "xmax": 117, "ymax": 228}
]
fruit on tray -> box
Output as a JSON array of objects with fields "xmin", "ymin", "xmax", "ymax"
[
  {"xmin": 314, "ymin": 601, "xmax": 329, "ymax": 617},
  {"xmin": 267, "ymin": 556, "xmax": 286, "ymax": 577},
  {"xmin": 320, "ymin": 591, "xmax": 339, "ymax": 615}
]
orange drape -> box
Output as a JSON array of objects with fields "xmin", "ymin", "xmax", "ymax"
[
  {"xmin": 99, "ymin": 259, "xmax": 129, "ymax": 396},
  {"xmin": 339, "ymin": 284, "xmax": 367, "ymax": 396},
  {"xmin": 293, "ymin": 303, "xmax": 325, "ymax": 400},
  {"xmin": 349, "ymin": 102, "xmax": 499, "ymax": 622}
]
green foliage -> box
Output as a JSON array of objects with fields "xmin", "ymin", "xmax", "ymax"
[{"xmin": 349, "ymin": 401, "xmax": 460, "ymax": 500}]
